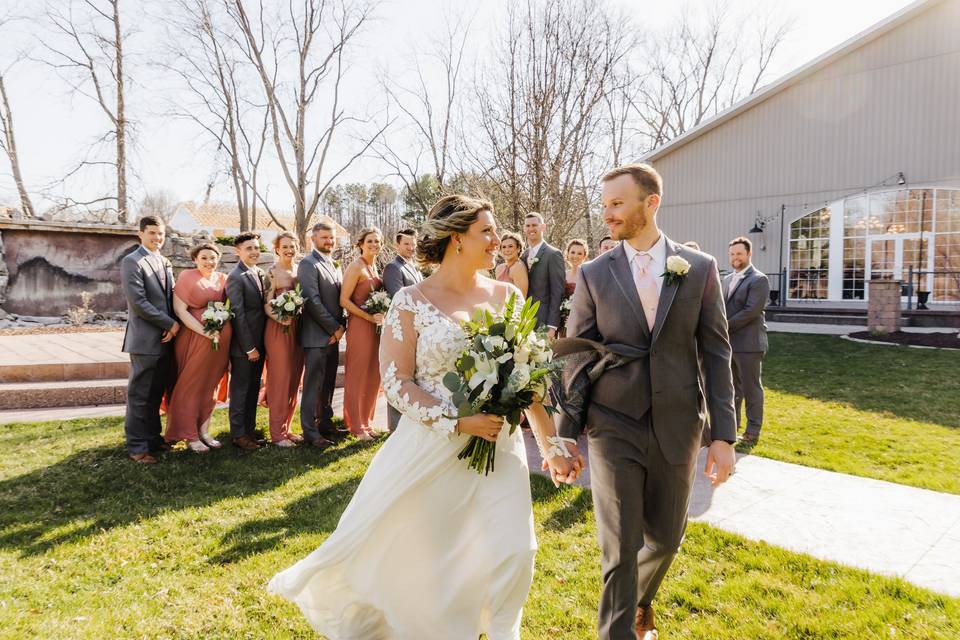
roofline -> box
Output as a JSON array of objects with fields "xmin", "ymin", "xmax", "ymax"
[{"xmin": 642, "ymin": 0, "xmax": 939, "ymax": 162}]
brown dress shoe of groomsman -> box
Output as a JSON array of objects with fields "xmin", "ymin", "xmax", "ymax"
[
  {"xmin": 232, "ymin": 435, "xmax": 261, "ymax": 450},
  {"xmin": 129, "ymin": 453, "xmax": 158, "ymax": 464},
  {"xmin": 307, "ymin": 437, "xmax": 334, "ymax": 450},
  {"xmin": 636, "ymin": 604, "xmax": 659, "ymax": 639}
]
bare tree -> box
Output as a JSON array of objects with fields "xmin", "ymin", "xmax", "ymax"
[
  {"xmin": 139, "ymin": 188, "xmax": 177, "ymax": 223},
  {"xmin": 0, "ymin": 66, "xmax": 36, "ymax": 218},
  {"xmin": 631, "ymin": 2, "xmax": 791, "ymax": 150},
  {"xmin": 226, "ymin": 0, "xmax": 389, "ymax": 245},
  {"xmin": 376, "ymin": 11, "xmax": 472, "ymax": 220},
  {"xmin": 470, "ymin": 0, "xmax": 633, "ymax": 240},
  {"xmin": 42, "ymin": 0, "xmax": 131, "ymax": 221},
  {"xmin": 160, "ymin": 0, "xmax": 274, "ymax": 232}
]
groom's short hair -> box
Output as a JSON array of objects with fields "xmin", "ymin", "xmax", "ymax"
[
  {"xmin": 729, "ymin": 236, "xmax": 752, "ymax": 252},
  {"xmin": 602, "ymin": 163, "xmax": 662, "ymax": 198},
  {"xmin": 138, "ymin": 215, "xmax": 164, "ymax": 231}
]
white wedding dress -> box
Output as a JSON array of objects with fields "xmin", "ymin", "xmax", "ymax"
[{"xmin": 268, "ymin": 286, "xmax": 537, "ymax": 640}]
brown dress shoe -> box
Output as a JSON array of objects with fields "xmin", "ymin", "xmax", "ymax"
[
  {"xmin": 306, "ymin": 437, "xmax": 334, "ymax": 450},
  {"xmin": 636, "ymin": 604, "xmax": 658, "ymax": 640},
  {"xmin": 288, "ymin": 434, "xmax": 305, "ymax": 444},
  {"xmin": 129, "ymin": 452, "xmax": 158, "ymax": 464},
  {"xmin": 738, "ymin": 432, "xmax": 760, "ymax": 446},
  {"xmin": 232, "ymin": 435, "xmax": 261, "ymax": 450}
]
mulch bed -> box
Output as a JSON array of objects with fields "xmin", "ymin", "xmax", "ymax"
[
  {"xmin": 848, "ymin": 330, "xmax": 960, "ymax": 349},
  {"xmin": 0, "ymin": 325, "xmax": 125, "ymax": 336}
]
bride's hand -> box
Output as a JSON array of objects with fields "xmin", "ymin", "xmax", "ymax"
[
  {"xmin": 457, "ymin": 414, "xmax": 504, "ymax": 442},
  {"xmin": 546, "ymin": 455, "xmax": 577, "ymax": 487},
  {"xmin": 541, "ymin": 442, "xmax": 585, "ymax": 485}
]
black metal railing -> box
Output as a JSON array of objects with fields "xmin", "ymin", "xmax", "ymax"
[{"xmin": 905, "ymin": 266, "xmax": 960, "ymax": 310}]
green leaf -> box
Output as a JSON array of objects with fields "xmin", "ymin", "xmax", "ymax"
[
  {"xmin": 458, "ymin": 401, "xmax": 475, "ymax": 416},
  {"xmin": 489, "ymin": 322, "xmax": 506, "ymax": 336},
  {"xmin": 460, "ymin": 355, "xmax": 476, "ymax": 371},
  {"xmin": 443, "ymin": 372, "xmax": 462, "ymax": 393}
]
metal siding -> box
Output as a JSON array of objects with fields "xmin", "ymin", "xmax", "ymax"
[{"xmin": 654, "ymin": 0, "xmax": 960, "ymax": 277}]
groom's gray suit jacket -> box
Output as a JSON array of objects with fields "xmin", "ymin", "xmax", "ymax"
[
  {"xmin": 722, "ymin": 265, "xmax": 769, "ymax": 353},
  {"xmin": 559, "ymin": 238, "xmax": 737, "ymax": 464},
  {"xmin": 120, "ymin": 245, "xmax": 176, "ymax": 355}
]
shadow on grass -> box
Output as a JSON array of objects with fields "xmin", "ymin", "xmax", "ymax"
[
  {"xmin": 0, "ymin": 437, "xmax": 369, "ymax": 557},
  {"xmin": 763, "ymin": 334, "xmax": 960, "ymax": 428},
  {"xmin": 530, "ymin": 474, "xmax": 593, "ymax": 532},
  {"xmin": 209, "ymin": 476, "xmax": 361, "ymax": 565}
]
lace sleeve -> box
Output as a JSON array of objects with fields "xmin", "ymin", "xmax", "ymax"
[{"xmin": 379, "ymin": 290, "xmax": 459, "ymax": 436}]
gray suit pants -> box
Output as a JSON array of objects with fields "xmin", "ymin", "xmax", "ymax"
[
  {"xmin": 731, "ymin": 351, "xmax": 765, "ymax": 435},
  {"xmin": 301, "ymin": 344, "xmax": 339, "ymax": 441},
  {"xmin": 229, "ymin": 355, "xmax": 265, "ymax": 439},
  {"xmin": 588, "ymin": 408, "xmax": 698, "ymax": 639},
  {"xmin": 125, "ymin": 349, "xmax": 174, "ymax": 454}
]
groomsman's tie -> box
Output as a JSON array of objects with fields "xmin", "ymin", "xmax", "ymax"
[{"xmin": 632, "ymin": 253, "xmax": 658, "ymax": 331}]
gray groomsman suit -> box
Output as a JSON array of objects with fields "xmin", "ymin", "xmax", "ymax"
[
  {"xmin": 722, "ymin": 264, "xmax": 770, "ymax": 437},
  {"xmin": 559, "ymin": 238, "xmax": 736, "ymax": 639},
  {"xmin": 120, "ymin": 245, "xmax": 177, "ymax": 455},
  {"xmin": 382, "ymin": 255, "xmax": 422, "ymax": 431},
  {"xmin": 520, "ymin": 242, "xmax": 566, "ymax": 329},
  {"xmin": 297, "ymin": 249, "xmax": 345, "ymax": 442},
  {"xmin": 226, "ymin": 262, "xmax": 267, "ymax": 440}
]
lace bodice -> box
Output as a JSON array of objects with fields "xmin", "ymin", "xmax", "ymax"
[{"xmin": 380, "ymin": 288, "xmax": 469, "ymax": 436}]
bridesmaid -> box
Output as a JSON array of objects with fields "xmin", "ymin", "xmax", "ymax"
[
  {"xmin": 495, "ymin": 231, "xmax": 529, "ymax": 297},
  {"xmin": 340, "ymin": 227, "xmax": 385, "ymax": 441},
  {"xmin": 560, "ymin": 239, "xmax": 588, "ymax": 336},
  {"xmin": 263, "ymin": 231, "xmax": 306, "ymax": 448},
  {"xmin": 165, "ymin": 242, "xmax": 232, "ymax": 452}
]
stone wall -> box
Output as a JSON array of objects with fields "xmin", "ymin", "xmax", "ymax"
[
  {"xmin": 0, "ymin": 220, "xmax": 276, "ymax": 317},
  {"xmin": 867, "ymin": 279, "xmax": 902, "ymax": 334}
]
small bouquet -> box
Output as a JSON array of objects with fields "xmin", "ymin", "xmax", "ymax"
[
  {"xmin": 363, "ymin": 288, "xmax": 392, "ymax": 334},
  {"xmin": 559, "ymin": 294, "xmax": 573, "ymax": 325},
  {"xmin": 443, "ymin": 293, "xmax": 560, "ymax": 475},
  {"xmin": 201, "ymin": 299, "xmax": 233, "ymax": 350},
  {"xmin": 269, "ymin": 285, "xmax": 305, "ymax": 334}
]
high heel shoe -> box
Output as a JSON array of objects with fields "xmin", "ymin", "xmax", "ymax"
[
  {"xmin": 187, "ymin": 440, "xmax": 210, "ymax": 454},
  {"xmin": 273, "ymin": 439, "xmax": 297, "ymax": 448}
]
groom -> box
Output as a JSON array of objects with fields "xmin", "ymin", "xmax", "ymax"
[{"xmin": 560, "ymin": 163, "xmax": 737, "ymax": 639}]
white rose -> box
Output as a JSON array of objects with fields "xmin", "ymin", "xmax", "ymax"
[
  {"xmin": 513, "ymin": 345, "xmax": 530, "ymax": 365},
  {"xmin": 483, "ymin": 335, "xmax": 506, "ymax": 352},
  {"xmin": 666, "ymin": 255, "xmax": 691, "ymax": 275},
  {"xmin": 283, "ymin": 301, "xmax": 296, "ymax": 312},
  {"xmin": 293, "ymin": 296, "xmax": 304, "ymax": 305}
]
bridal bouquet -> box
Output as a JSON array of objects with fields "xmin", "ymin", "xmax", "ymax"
[
  {"xmin": 558, "ymin": 294, "xmax": 573, "ymax": 325},
  {"xmin": 443, "ymin": 293, "xmax": 560, "ymax": 475},
  {"xmin": 269, "ymin": 285, "xmax": 305, "ymax": 334},
  {"xmin": 201, "ymin": 299, "xmax": 233, "ymax": 350},
  {"xmin": 363, "ymin": 288, "xmax": 392, "ymax": 334}
]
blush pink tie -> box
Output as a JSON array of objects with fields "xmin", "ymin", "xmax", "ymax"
[{"xmin": 633, "ymin": 252, "xmax": 658, "ymax": 331}]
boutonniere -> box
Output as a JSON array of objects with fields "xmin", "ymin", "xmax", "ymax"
[
  {"xmin": 333, "ymin": 260, "xmax": 341, "ymax": 269},
  {"xmin": 529, "ymin": 257, "xmax": 540, "ymax": 268},
  {"xmin": 662, "ymin": 255, "xmax": 691, "ymax": 286}
]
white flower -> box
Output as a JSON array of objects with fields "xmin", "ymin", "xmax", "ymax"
[
  {"xmin": 213, "ymin": 301, "xmax": 225, "ymax": 311},
  {"xmin": 283, "ymin": 301, "xmax": 296, "ymax": 312},
  {"xmin": 293, "ymin": 296, "xmax": 304, "ymax": 305},
  {"xmin": 666, "ymin": 255, "xmax": 691, "ymax": 276},
  {"xmin": 507, "ymin": 362, "xmax": 531, "ymax": 391},
  {"xmin": 482, "ymin": 335, "xmax": 506, "ymax": 352},
  {"xmin": 513, "ymin": 344, "xmax": 530, "ymax": 365}
]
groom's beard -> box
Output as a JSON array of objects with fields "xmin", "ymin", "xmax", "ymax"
[{"xmin": 613, "ymin": 211, "xmax": 647, "ymax": 241}]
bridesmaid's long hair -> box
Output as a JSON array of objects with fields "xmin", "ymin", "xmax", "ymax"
[{"xmin": 417, "ymin": 194, "xmax": 493, "ymax": 266}]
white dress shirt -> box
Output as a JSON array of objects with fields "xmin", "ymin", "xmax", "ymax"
[
  {"xmin": 623, "ymin": 234, "xmax": 667, "ymax": 295},
  {"xmin": 526, "ymin": 240, "xmax": 544, "ymax": 267},
  {"xmin": 727, "ymin": 267, "xmax": 750, "ymax": 299}
]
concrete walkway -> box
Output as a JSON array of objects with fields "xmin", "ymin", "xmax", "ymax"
[
  {"xmin": 522, "ymin": 431, "xmax": 960, "ymax": 598},
  {"xmin": 768, "ymin": 321, "xmax": 957, "ymax": 335},
  {"xmin": 0, "ymin": 331, "xmax": 126, "ymax": 366}
]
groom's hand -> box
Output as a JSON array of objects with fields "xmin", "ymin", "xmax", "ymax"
[
  {"xmin": 704, "ymin": 441, "xmax": 736, "ymax": 487},
  {"xmin": 542, "ymin": 443, "xmax": 585, "ymax": 485}
]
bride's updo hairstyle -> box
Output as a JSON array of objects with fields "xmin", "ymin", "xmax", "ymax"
[{"xmin": 416, "ymin": 194, "xmax": 494, "ymax": 266}]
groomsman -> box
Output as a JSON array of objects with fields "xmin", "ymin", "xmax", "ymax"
[
  {"xmin": 520, "ymin": 212, "xmax": 566, "ymax": 338},
  {"xmin": 226, "ymin": 232, "xmax": 268, "ymax": 450},
  {"xmin": 120, "ymin": 216, "xmax": 179, "ymax": 464},
  {"xmin": 298, "ymin": 221, "xmax": 347, "ymax": 449},
  {"xmin": 723, "ymin": 236, "xmax": 770, "ymax": 445},
  {"xmin": 382, "ymin": 228, "xmax": 422, "ymax": 431}
]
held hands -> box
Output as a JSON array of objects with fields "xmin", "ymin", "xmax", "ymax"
[
  {"xmin": 457, "ymin": 414, "xmax": 505, "ymax": 442},
  {"xmin": 161, "ymin": 321, "xmax": 181, "ymax": 343},
  {"xmin": 704, "ymin": 440, "xmax": 736, "ymax": 487},
  {"xmin": 247, "ymin": 348, "xmax": 261, "ymax": 362},
  {"xmin": 328, "ymin": 326, "xmax": 345, "ymax": 345},
  {"xmin": 541, "ymin": 440, "xmax": 585, "ymax": 487}
]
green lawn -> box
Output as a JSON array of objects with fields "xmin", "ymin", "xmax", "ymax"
[
  {"xmin": 1, "ymin": 411, "xmax": 958, "ymax": 639},
  {"xmin": 742, "ymin": 333, "xmax": 960, "ymax": 494}
]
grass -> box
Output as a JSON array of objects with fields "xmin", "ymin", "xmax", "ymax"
[
  {"xmin": 741, "ymin": 333, "xmax": 960, "ymax": 494},
  {"xmin": 1, "ymin": 411, "xmax": 959, "ymax": 639}
]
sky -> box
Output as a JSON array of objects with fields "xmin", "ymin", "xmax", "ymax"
[{"xmin": 0, "ymin": 0, "xmax": 918, "ymax": 214}]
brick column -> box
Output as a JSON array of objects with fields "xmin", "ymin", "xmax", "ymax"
[{"xmin": 867, "ymin": 280, "xmax": 902, "ymax": 334}]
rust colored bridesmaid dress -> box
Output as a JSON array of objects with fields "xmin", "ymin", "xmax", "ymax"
[
  {"xmin": 342, "ymin": 273, "xmax": 382, "ymax": 436},
  {"xmin": 263, "ymin": 277, "xmax": 305, "ymax": 443},
  {"xmin": 165, "ymin": 269, "xmax": 232, "ymax": 442}
]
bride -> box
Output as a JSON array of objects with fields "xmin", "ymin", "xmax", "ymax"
[{"xmin": 268, "ymin": 194, "xmax": 584, "ymax": 639}]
